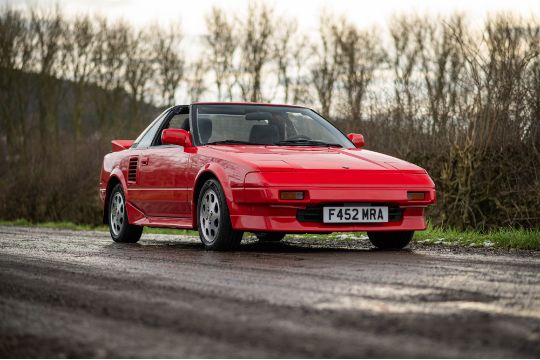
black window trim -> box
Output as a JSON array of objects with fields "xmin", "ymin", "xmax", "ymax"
[
  {"xmin": 131, "ymin": 108, "xmax": 171, "ymax": 149},
  {"xmin": 149, "ymin": 105, "xmax": 189, "ymax": 148},
  {"xmin": 132, "ymin": 105, "xmax": 190, "ymax": 150}
]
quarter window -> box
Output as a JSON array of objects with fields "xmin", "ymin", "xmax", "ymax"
[{"xmin": 136, "ymin": 114, "xmax": 165, "ymax": 148}]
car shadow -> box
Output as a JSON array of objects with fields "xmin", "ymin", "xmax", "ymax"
[
  {"xmin": 104, "ymin": 237, "xmax": 417, "ymax": 255},
  {"xmin": 243, "ymin": 240, "xmax": 417, "ymax": 254}
]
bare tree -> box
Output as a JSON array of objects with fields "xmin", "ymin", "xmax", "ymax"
[
  {"xmin": 273, "ymin": 19, "xmax": 298, "ymax": 104},
  {"xmin": 310, "ymin": 15, "xmax": 340, "ymax": 116},
  {"xmin": 0, "ymin": 8, "xmax": 32, "ymax": 157},
  {"xmin": 30, "ymin": 6, "xmax": 64, "ymax": 143},
  {"xmin": 64, "ymin": 15, "xmax": 96, "ymax": 138},
  {"xmin": 333, "ymin": 19, "xmax": 385, "ymax": 126},
  {"xmin": 388, "ymin": 15, "xmax": 422, "ymax": 128},
  {"xmin": 152, "ymin": 24, "xmax": 184, "ymax": 106},
  {"xmin": 204, "ymin": 7, "xmax": 236, "ymax": 101},
  {"xmin": 289, "ymin": 35, "xmax": 312, "ymax": 105},
  {"xmin": 91, "ymin": 18, "xmax": 129, "ymax": 130},
  {"xmin": 236, "ymin": 1, "xmax": 274, "ymax": 102},
  {"xmin": 188, "ymin": 58, "xmax": 207, "ymax": 102},
  {"xmin": 524, "ymin": 21, "xmax": 540, "ymax": 153},
  {"xmin": 416, "ymin": 15, "xmax": 466, "ymax": 139},
  {"xmin": 124, "ymin": 28, "xmax": 155, "ymax": 122}
]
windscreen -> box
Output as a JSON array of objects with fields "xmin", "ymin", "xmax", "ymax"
[{"xmin": 193, "ymin": 104, "xmax": 353, "ymax": 148}]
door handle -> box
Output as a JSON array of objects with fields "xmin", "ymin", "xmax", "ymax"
[{"xmin": 141, "ymin": 156, "xmax": 149, "ymax": 166}]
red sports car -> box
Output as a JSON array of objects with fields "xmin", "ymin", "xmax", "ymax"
[{"xmin": 100, "ymin": 102, "xmax": 435, "ymax": 250}]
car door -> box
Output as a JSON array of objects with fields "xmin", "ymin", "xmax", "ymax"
[
  {"xmin": 126, "ymin": 110, "xmax": 168, "ymax": 213},
  {"xmin": 136, "ymin": 108, "xmax": 192, "ymax": 218}
]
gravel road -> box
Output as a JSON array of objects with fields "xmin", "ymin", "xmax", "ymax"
[{"xmin": 0, "ymin": 225, "xmax": 539, "ymax": 358}]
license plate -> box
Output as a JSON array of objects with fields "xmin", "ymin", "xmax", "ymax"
[{"xmin": 323, "ymin": 206, "xmax": 388, "ymax": 223}]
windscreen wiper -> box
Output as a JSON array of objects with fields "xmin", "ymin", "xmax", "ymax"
[
  {"xmin": 206, "ymin": 140, "xmax": 264, "ymax": 145},
  {"xmin": 274, "ymin": 139, "xmax": 342, "ymax": 147}
]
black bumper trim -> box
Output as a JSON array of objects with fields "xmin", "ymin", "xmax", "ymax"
[{"xmin": 296, "ymin": 203, "xmax": 404, "ymax": 223}]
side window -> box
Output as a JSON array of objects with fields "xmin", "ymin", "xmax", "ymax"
[
  {"xmin": 136, "ymin": 118, "xmax": 164, "ymax": 148},
  {"xmin": 150, "ymin": 114, "xmax": 190, "ymax": 147},
  {"xmin": 133, "ymin": 110, "xmax": 168, "ymax": 148},
  {"xmin": 168, "ymin": 115, "xmax": 189, "ymax": 130}
]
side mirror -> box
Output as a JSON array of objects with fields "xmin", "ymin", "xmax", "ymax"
[
  {"xmin": 347, "ymin": 133, "xmax": 365, "ymax": 148},
  {"xmin": 162, "ymin": 129, "xmax": 192, "ymax": 147}
]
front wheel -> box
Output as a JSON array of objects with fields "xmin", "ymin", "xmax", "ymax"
[
  {"xmin": 197, "ymin": 179, "xmax": 243, "ymax": 251},
  {"xmin": 108, "ymin": 184, "xmax": 143, "ymax": 243},
  {"xmin": 367, "ymin": 231, "xmax": 414, "ymax": 250}
]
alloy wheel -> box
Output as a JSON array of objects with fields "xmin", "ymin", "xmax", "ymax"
[
  {"xmin": 110, "ymin": 191, "xmax": 125, "ymax": 236},
  {"xmin": 199, "ymin": 188, "xmax": 221, "ymax": 244}
]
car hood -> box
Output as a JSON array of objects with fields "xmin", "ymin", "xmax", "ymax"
[
  {"xmin": 207, "ymin": 145, "xmax": 425, "ymax": 173},
  {"xmin": 206, "ymin": 145, "xmax": 434, "ymax": 188}
]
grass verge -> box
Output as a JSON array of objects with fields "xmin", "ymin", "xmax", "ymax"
[
  {"xmin": 414, "ymin": 225, "xmax": 540, "ymax": 250},
  {"xmin": 1, "ymin": 219, "xmax": 538, "ymax": 250}
]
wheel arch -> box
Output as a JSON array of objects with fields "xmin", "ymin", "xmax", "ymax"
[
  {"xmin": 102, "ymin": 170, "xmax": 127, "ymax": 224},
  {"xmin": 191, "ymin": 166, "xmax": 234, "ymax": 229}
]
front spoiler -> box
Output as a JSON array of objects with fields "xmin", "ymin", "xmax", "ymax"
[{"xmin": 230, "ymin": 208, "xmax": 427, "ymax": 232}]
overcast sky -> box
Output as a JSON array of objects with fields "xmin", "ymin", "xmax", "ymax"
[{"xmin": 3, "ymin": 0, "xmax": 540, "ymax": 36}]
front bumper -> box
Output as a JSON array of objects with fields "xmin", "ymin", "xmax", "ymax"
[{"xmin": 229, "ymin": 187, "xmax": 435, "ymax": 232}]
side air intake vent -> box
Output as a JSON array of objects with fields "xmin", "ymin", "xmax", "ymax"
[{"xmin": 128, "ymin": 157, "xmax": 138, "ymax": 183}]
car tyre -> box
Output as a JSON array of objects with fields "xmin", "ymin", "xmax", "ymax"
[
  {"xmin": 255, "ymin": 232, "xmax": 286, "ymax": 242},
  {"xmin": 197, "ymin": 179, "xmax": 243, "ymax": 251},
  {"xmin": 108, "ymin": 184, "xmax": 143, "ymax": 243},
  {"xmin": 367, "ymin": 231, "xmax": 413, "ymax": 250}
]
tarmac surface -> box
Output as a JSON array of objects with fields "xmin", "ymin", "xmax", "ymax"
[{"xmin": 0, "ymin": 225, "xmax": 539, "ymax": 358}]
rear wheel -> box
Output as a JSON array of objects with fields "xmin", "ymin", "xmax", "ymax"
[
  {"xmin": 108, "ymin": 184, "xmax": 143, "ymax": 243},
  {"xmin": 197, "ymin": 179, "xmax": 243, "ymax": 251},
  {"xmin": 367, "ymin": 231, "xmax": 414, "ymax": 250},
  {"xmin": 255, "ymin": 232, "xmax": 286, "ymax": 242}
]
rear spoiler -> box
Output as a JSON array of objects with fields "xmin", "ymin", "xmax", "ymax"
[{"xmin": 111, "ymin": 140, "xmax": 134, "ymax": 152}]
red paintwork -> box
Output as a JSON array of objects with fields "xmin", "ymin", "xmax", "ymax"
[
  {"xmin": 100, "ymin": 103, "xmax": 436, "ymax": 233},
  {"xmin": 111, "ymin": 140, "xmax": 134, "ymax": 152},
  {"xmin": 162, "ymin": 129, "xmax": 192, "ymax": 147},
  {"xmin": 347, "ymin": 133, "xmax": 365, "ymax": 148}
]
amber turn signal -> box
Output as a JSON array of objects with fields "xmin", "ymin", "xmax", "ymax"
[
  {"xmin": 407, "ymin": 191, "xmax": 426, "ymax": 200},
  {"xmin": 280, "ymin": 191, "xmax": 305, "ymax": 200}
]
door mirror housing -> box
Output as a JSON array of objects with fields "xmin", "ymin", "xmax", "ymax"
[
  {"xmin": 347, "ymin": 133, "xmax": 365, "ymax": 148},
  {"xmin": 162, "ymin": 129, "xmax": 192, "ymax": 147}
]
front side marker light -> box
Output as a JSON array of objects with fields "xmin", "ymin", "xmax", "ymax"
[
  {"xmin": 280, "ymin": 191, "xmax": 304, "ymax": 200},
  {"xmin": 407, "ymin": 191, "xmax": 426, "ymax": 200}
]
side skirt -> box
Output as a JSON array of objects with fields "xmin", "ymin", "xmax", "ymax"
[
  {"xmin": 133, "ymin": 216, "xmax": 194, "ymax": 229},
  {"xmin": 126, "ymin": 201, "xmax": 194, "ymax": 229}
]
